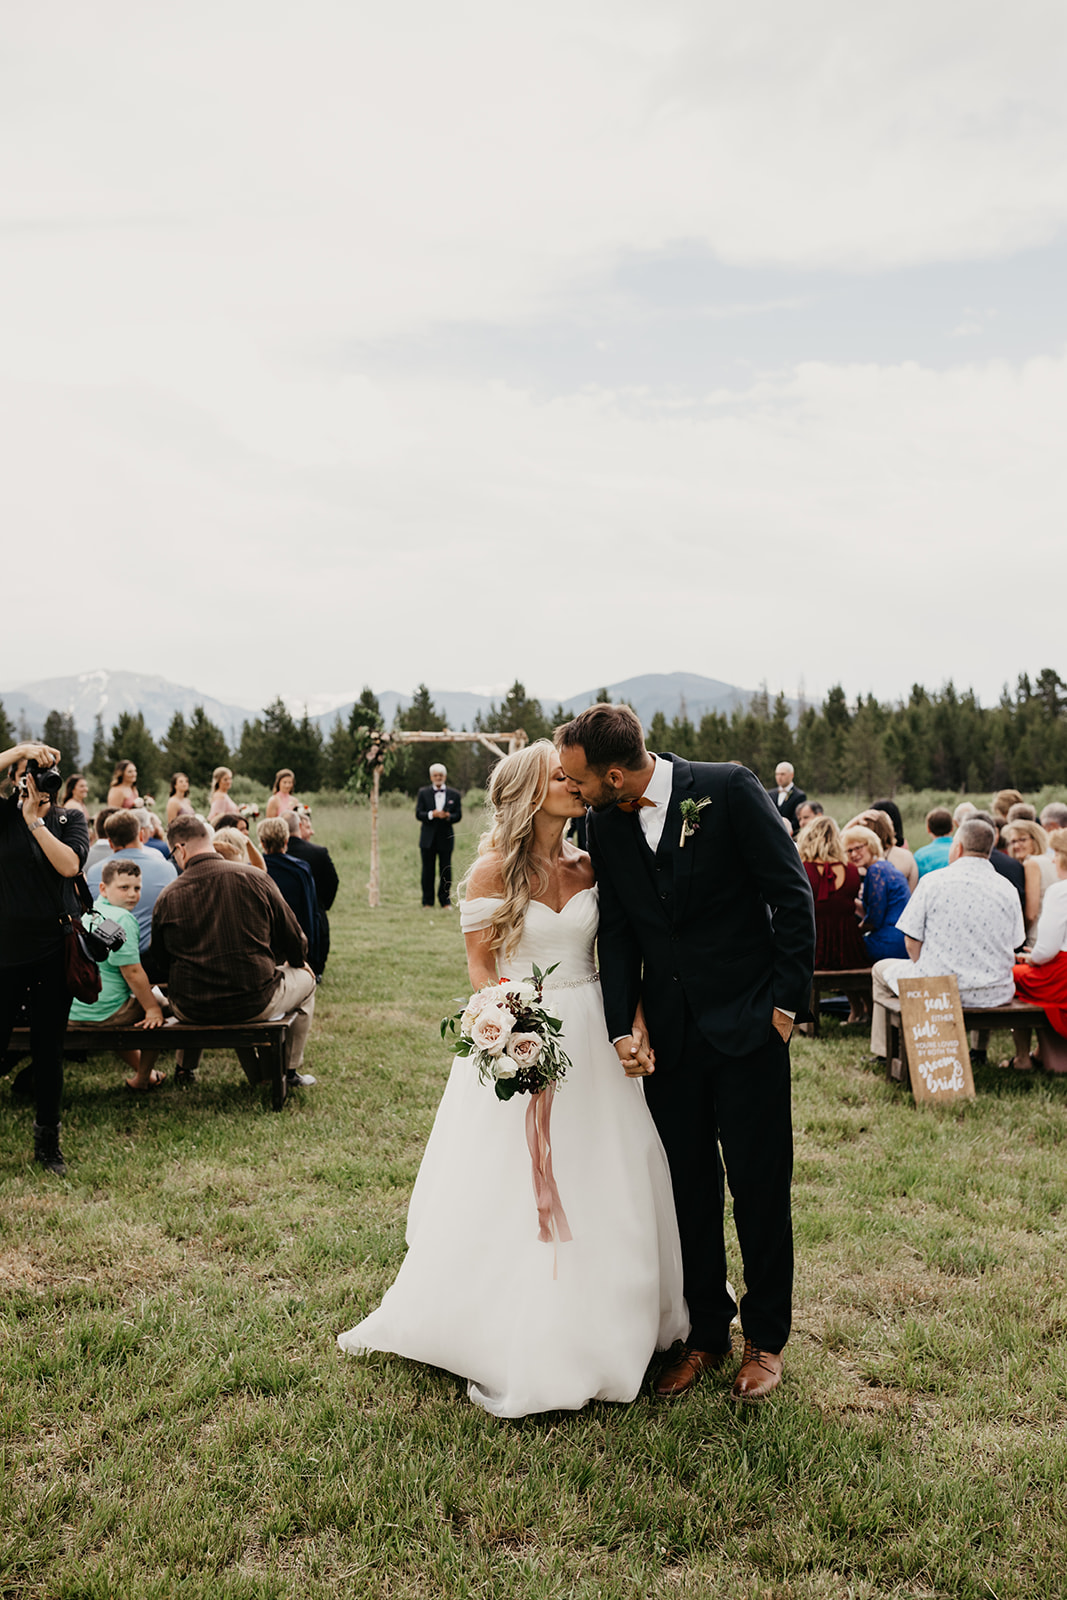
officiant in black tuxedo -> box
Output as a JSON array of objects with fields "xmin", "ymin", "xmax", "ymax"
[
  {"xmin": 557, "ymin": 705, "xmax": 815, "ymax": 1403},
  {"xmin": 415, "ymin": 764, "xmax": 462, "ymax": 908}
]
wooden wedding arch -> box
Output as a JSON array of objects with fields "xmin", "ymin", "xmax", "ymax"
[{"xmin": 365, "ymin": 729, "xmax": 528, "ymax": 906}]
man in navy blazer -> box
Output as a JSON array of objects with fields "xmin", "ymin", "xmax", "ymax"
[
  {"xmin": 415, "ymin": 763, "xmax": 462, "ymax": 908},
  {"xmin": 557, "ymin": 705, "xmax": 814, "ymax": 1404}
]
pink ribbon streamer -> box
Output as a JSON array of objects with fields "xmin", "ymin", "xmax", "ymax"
[{"xmin": 524, "ymin": 1087, "xmax": 572, "ymax": 1270}]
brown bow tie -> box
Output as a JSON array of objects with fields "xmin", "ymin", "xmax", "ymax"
[{"xmin": 617, "ymin": 796, "xmax": 656, "ymax": 814}]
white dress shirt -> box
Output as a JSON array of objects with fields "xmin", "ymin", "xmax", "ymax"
[
  {"xmin": 633, "ymin": 755, "xmax": 674, "ymax": 855},
  {"xmin": 889, "ymin": 856, "xmax": 1025, "ymax": 1006},
  {"xmin": 1030, "ymin": 877, "xmax": 1067, "ymax": 965}
]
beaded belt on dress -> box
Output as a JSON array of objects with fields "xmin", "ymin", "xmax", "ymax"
[{"xmin": 541, "ymin": 971, "xmax": 600, "ymax": 991}]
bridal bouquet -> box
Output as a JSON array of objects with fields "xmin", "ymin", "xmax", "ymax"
[{"xmin": 442, "ymin": 965, "xmax": 572, "ymax": 1101}]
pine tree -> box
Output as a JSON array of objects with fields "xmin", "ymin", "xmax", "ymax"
[
  {"xmin": 42, "ymin": 710, "xmax": 80, "ymax": 775},
  {"xmin": 184, "ymin": 707, "xmax": 230, "ymax": 787}
]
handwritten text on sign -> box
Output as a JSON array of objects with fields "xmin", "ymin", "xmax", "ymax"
[{"xmin": 897, "ymin": 975, "xmax": 976, "ymax": 1103}]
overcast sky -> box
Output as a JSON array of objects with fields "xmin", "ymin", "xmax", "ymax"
[{"xmin": 3, "ymin": 1, "xmax": 1065, "ymax": 715}]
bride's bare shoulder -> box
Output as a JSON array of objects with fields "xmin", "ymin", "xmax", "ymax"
[{"xmin": 466, "ymin": 851, "xmax": 506, "ymax": 899}]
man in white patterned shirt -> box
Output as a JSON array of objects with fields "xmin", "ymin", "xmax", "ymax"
[{"xmin": 869, "ymin": 817, "xmax": 1025, "ymax": 1058}]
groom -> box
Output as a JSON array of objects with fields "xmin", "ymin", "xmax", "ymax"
[{"xmin": 556, "ymin": 705, "xmax": 814, "ymax": 1402}]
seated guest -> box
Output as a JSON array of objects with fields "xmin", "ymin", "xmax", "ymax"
[
  {"xmin": 846, "ymin": 809, "xmax": 918, "ymax": 892},
  {"xmin": 871, "ymin": 798, "xmax": 910, "ymax": 851},
  {"xmin": 915, "ymin": 808, "xmax": 954, "ymax": 878},
  {"xmin": 153, "ymin": 815, "xmax": 317, "ymax": 1088},
  {"xmin": 207, "ymin": 766, "xmax": 240, "ymax": 822},
  {"xmin": 213, "ymin": 824, "xmax": 266, "ymax": 870},
  {"xmin": 794, "ymin": 800, "xmax": 824, "ymax": 830},
  {"xmin": 1002, "ymin": 819, "xmax": 1056, "ymax": 941},
  {"xmin": 85, "ymin": 806, "xmax": 119, "ymax": 868},
  {"xmin": 87, "ymin": 809, "xmax": 177, "ymax": 954},
  {"xmin": 61, "ymin": 774, "xmax": 91, "ymax": 817},
  {"xmin": 970, "ymin": 808, "xmax": 1026, "ymax": 909},
  {"xmin": 286, "ymin": 808, "xmax": 339, "ymax": 976},
  {"xmin": 1039, "ymin": 802, "xmax": 1067, "ymax": 838},
  {"xmin": 1009, "ymin": 829, "xmax": 1067, "ymax": 1069},
  {"xmin": 798, "ymin": 816, "xmax": 870, "ymax": 1021},
  {"xmin": 259, "ymin": 817, "xmax": 324, "ymax": 976},
  {"xmin": 992, "ymin": 788, "xmax": 1024, "ymax": 824},
  {"xmin": 842, "ymin": 825, "xmax": 910, "ymax": 962},
  {"xmin": 140, "ymin": 808, "xmax": 172, "ymax": 860},
  {"xmin": 1006, "ymin": 802, "xmax": 1037, "ymax": 823},
  {"xmin": 68, "ymin": 861, "xmax": 165, "ymax": 1090},
  {"xmin": 953, "ymin": 801, "xmax": 977, "ymax": 827},
  {"xmin": 869, "ymin": 818, "xmax": 1025, "ymax": 1059}
]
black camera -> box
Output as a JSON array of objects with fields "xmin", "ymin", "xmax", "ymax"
[{"xmin": 21, "ymin": 758, "xmax": 63, "ymax": 800}]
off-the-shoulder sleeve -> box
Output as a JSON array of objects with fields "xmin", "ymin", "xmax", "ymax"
[{"xmin": 459, "ymin": 895, "xmax": 503, "ymax": 933}]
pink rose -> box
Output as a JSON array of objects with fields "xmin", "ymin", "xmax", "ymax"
[
  {"xmin": 460, "ymin": 988, "xmax": 494, "ymax": 1037},
  {"xmin": 506, "ymin": 1032, "xmax": 543, "ymax": 1069},
  {"xmin": 470, "ymin": 1004, "xmax": 514, "ymax": 1056}
]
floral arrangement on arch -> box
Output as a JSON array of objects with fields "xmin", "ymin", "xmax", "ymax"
[{"xmin": 442, "ymin": 966, "xmax": 572, "ymax": 1101}]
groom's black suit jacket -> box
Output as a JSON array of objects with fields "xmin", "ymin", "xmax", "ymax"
[{"xmin": 588, "ymin": 757, "xmax": 815, "ymax": 1062}]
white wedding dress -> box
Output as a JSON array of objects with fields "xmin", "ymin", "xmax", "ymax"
[{"xmin": 337, "ymin": 886, "xmax": 688, "ymax": 1417}]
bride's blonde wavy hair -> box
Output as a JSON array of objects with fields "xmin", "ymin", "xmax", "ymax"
[{"xmin": 460, "ymin": 739, "xmax": 559, "ymax": 957}]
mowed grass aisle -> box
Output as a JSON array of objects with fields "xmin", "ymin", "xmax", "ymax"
[{"xmin": 2, "ymin": 800, "xmax": 1067, "ymax": 1600}]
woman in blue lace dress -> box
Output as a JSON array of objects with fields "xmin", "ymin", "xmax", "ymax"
[{"xmin": 843, "ymin": 824, "xmax": 910, "ymax": 961}]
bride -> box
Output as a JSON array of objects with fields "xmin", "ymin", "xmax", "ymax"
[{"xmin": 338, "ymin": 740, "xmax": 688, "ymax": 1417}]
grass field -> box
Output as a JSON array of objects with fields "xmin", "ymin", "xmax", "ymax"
[{"xmin": 3, "ymin": 799, "xmax": 1067, "ymax": 1600}]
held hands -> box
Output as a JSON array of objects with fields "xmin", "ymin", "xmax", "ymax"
[{"xmin": 615, "ymin": 1006, "xmax": 656, "ymax": 1077}]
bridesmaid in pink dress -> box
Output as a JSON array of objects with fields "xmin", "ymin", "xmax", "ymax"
[
  {"xmin": 207, "ymin": 766, "xmax": 240, "ymax": 823},
  {"xmin": 266, "ymin": 768, "xmax": 298, "ymax": 818},
  {"xmin": 166, "ymin": 772, "xmax": 196, "ymax": 827}
]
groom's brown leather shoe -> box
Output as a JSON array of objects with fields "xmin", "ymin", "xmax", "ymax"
[
  {"xmin": 653, "ymin": 1344, "xmax": 731, "ymax": 1399},
  {"xmin": 731, "ymin": 1340, "xmax": 783, "ymax": 1403}
]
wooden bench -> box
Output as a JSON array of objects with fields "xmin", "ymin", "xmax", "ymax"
[
  {"xmin": 808, "ymin": 969, "xmax": 874, "ymax": 1036},
  {"xmin": 9, "ymin": 1015, "xmax": 294, "ymax": 1110},
  {"xmin": 880, "ymin": 996, "xmax": 1067, "ymax": 1090}
]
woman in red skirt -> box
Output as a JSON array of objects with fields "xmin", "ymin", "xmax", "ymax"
[{"xmin": 1007, "ymin": 830, "xmax": 1067, "ymax": 1070}]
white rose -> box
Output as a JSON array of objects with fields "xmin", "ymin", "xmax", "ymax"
[
  {"xmin": 460, "ymin": 988, "xmax": 494, "ymax": 1037},
  {"xmin": 506, "ymin": 1032, "xmax": 543, "ymax": 1069},
  {"xmin": 493, "ymin": 1057, "xmax": 518, "ymax": 1079},
  {"xmin": 470, "ymin": 1004, "xmax": 515, "ymax": 1056}
]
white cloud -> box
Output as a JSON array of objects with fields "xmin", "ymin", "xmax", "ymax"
[
  {"xmin": 3, "ymin": 345, "xmax": 1063, "ymax": 705},
  {"xmin": 1, "ymin": 1, "xmax": 1064, "ymax": 710}
]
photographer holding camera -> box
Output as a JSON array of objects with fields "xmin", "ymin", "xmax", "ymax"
[{"xmin": 0, "ymin": 741, "xmax": 90, "ymax": 1175}]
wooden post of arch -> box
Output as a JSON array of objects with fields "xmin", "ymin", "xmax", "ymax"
[{"xmin": 366, "ymin": 729, "xmax": 528, "ymax": 907}]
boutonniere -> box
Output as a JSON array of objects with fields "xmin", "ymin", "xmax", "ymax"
[{"xmin": 679, "ymin": 796, "xmax": 712, "ymax": 848}]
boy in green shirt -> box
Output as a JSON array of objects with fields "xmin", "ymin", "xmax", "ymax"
[{"xmin": 68, "ymin": 860, "xmax": 166, "ymax": 1091}]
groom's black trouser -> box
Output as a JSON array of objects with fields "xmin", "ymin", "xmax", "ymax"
[{"xmin": 643, "ymin": 1002, "xmax": 793, "ymax": 1354}]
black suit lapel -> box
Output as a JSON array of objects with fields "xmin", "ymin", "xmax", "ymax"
[{"xmin": 662, "ymin": 757, "xmax": 697, "ymax": 924}]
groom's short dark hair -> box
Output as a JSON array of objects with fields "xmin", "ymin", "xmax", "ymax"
[{"xmin": 555, "ymin": 704, "xmax": 647, "ymax": 772}]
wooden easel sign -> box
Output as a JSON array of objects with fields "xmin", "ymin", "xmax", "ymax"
[{"xmin": 897, "ymin": 975, "xmax": 976, "ymax": 1104}]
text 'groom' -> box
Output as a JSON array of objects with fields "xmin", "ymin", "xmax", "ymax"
[{"xmin": 556, "ymin": 705, "xmax": 815, "ymax": 1403}]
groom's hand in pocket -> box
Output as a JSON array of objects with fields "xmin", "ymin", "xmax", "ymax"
[{"xmin": 772, "ymin": 1008, "xmax": 794, "ymax": 1044}]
